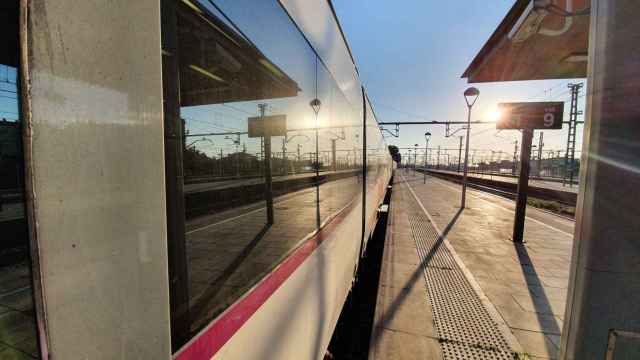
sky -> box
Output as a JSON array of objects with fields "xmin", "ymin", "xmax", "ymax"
[
  {"xmin": 0, "ymin": 2, "xmax": 588, "ymax": 164},
  {"xmin": 333, "ymin": 0, "xmax": 586, "ymax": 163},
  {"xmin": 0, "ymin": 65, "xmax": 18, "ymax": 121}
]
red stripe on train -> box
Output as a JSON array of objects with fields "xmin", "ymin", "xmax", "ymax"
[{"xmin": 175, "ymin": 200, "xmax": 358, "ymax": 360}]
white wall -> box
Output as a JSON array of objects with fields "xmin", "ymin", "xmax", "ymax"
[{"xmin": 26, "ymin": 0, "xmax": 171, "ymax": 358}]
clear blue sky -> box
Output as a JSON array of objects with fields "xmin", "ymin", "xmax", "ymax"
[
  {"xmin": 333, "ymin": 0, "xmax": 586, "ymax": 162},
  {"xmin": 1, "ymin": 3, "xmax": 586, "ymax": 163}
]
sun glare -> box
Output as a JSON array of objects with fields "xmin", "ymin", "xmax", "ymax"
[{"xmin": 486, "ymin": 108, "xmax": 502, "ymax": 123}]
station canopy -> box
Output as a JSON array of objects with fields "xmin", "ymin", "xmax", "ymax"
[
  {"xmin": 462, "ymin": 0, "xmax": 590, "ymax": 83},
  {"xmin": 0, "ymin": 2, "xmax": 19, "ymax": 67},
  {"xmin": 175, "ymin": 0, "xmax": 299, "ymax": 106}
]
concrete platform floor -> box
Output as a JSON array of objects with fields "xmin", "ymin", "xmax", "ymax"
[
  {"xmin": 370, "ymin": 169, "xmax": 574, "ymax": 360},
  {"xmin": 0, "ymin": 263, "xmax": 38, "ymax": 359}
]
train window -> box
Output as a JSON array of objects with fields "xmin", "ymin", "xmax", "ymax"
[
  {"xmin": 364, "ymin": 99, "xmax": 386, "ymax": 238},
  {"xmin": 162, "ymin": 0, "xmax": 325, "ymax": 350},
  {"xmin": 316, "ymin": 63, "xmax": 363, "ymax": 225},
  {"xmin": 0, "ymin": 2, "xmax": 42, "ymax": 359}
]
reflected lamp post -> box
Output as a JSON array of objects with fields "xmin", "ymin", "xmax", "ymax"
[
  {"xmin": 424, "ymin": 132, "xmax": 431, "ymax": 183},
  {"xmin": 310, "ymin": 98, "xmax": 321, "ymax": 228},
  {"xmin": 310, "ymin": 98, "xmax": 322, "ymax": 173},
  {"xmin": 461, "ymin": 87, "xmax": 479, "ymax": 209}
]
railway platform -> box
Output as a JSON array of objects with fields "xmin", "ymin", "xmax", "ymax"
[{"xmin": 369, "ymin": 169, "xmax": 574, "ymax": 359}]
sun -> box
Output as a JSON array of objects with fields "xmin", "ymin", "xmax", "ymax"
[{"xmin": 486, "ymin": 108, "xmax": 503, "ymax": 123}]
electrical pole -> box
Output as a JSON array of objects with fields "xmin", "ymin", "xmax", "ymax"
[
  {"xmin": 489, "ymin": 151, "xmax": 495, "ymax": 174},
  {"xmin": 234, "ymin": 134, "xmax": 240, "ymax": 178},
  {"xmin": 512, "ymin": 139, "xmax": 518, "ymax": 176},
  {"xmin": 424, "ymin": 134, "xmax": 430, "ymax": 184},
  {"xmin": 296, "ymin": 143, "xmax": 301, "ymax": 173},
  {"xmin": 414, "ymin": 144, "xmax": 418, "ymax": 172},
  {"xmin": 457, "ymin": 136, "xmax": 463, "ymax": 173},
  {"xmin": 259, "ymin": 137, "xmax": 264, "ymax": 176},
  {"xmin": 282, "ymin": 137, "xmax": 287, "ymax": 176},
  {"xmin": 331, "ymin": 139, "xmax": 337, "ymax": 172},
  {"xmin": 563, "ymin": 83, "xmax": 583, "ymax": 186},
  {"xmin": 471, "ymin": 149, "xmax": 477, "ymax": 170},
  {"xmin": 436, "ymin": 146, "xmax": 441, "ymax": 170},
  {"xmin": 537, "ymin": 132, "xmax": 544, "ymax": 177}
]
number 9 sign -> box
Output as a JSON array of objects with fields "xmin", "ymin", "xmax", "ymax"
[
  {"xmin": 544, "ymin": 112, "xmax": 555, "ymax": 127},
  {"xmin": 496, "ymin": 102, "xmax": 563, "ymax": 129}
]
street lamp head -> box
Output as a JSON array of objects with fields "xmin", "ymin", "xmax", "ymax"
[
  {"xmin": 464, "ymin": 87, "xmax": 480, "ymax": 107},
  {"xmin": 309, "ymin": 98, "xmax": 322, "ymax": 114}
]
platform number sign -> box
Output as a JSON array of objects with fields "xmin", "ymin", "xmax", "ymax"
[
  {"xmin": 248, "ymin": 115, "xmax": 287, "ymax": 137},
  {"xmin": 496, "ymin": 102, "xmax": 564, "ymax": 130}
]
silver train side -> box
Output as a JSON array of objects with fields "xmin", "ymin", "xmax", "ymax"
[{"xmin": 16, "ymin": 0, "xmax": 393, "ymax": 358}]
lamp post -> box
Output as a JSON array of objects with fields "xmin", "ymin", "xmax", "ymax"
[
  {"xmin": 424, "ymin": 132, "xmax": 431, "ymax": 183},
  {"xmin": 310, "ymin": 98, "xmax": 321, "ymax": 228},
  {"xmin": 461, "ymin": 87, "xmax": 479, "ymax": 209}
]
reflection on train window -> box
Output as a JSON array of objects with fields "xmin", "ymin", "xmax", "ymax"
[
  {"xmin": 316, "ymin": 63, "xmax": 363, "ymax": 224},
  {"xmin": 162, "ymin": 0, "xmax": 363, "ymax": 350},
  {"xmin": 0, "ymin": 2, "xmax": 41, "ymax": 359},
  {"xmin": 364, "ymin": 98, "xmax": 387, "ymax": 236}
]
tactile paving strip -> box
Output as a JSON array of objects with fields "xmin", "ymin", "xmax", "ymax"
[{"xmin": 407, "ymin": 198, "xmax": 515, "ymax": 359}]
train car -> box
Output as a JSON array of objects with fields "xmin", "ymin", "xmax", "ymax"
[{"xmin": 0, "ymin": 0, "xmax": 392, "ymax": 359}]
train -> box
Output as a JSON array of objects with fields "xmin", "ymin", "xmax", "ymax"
[{"xmin": 0, "ymin": 0, "xmax": 393, "ymax": 359}]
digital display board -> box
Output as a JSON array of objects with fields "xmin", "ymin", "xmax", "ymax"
[
  {"xmin": 247, "ymin": 115, "xmax": 287, "ymax": 137},
  {"xmin": 497, "ymin": 102, "xmax": 564, "ymax": 129}
]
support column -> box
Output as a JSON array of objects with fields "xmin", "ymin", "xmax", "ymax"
[
  {"xmin": 512, "ymin": 129, "xmax": 533, "ymax": 243},
  {"xmin": 161, "ymin": 0, "xmax": 190, "ymax": 348},
  {"xmin": 561, "ymin": 1, "xmax": 640, "ymax": 358}
]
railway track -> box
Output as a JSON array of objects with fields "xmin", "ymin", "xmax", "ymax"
[{"xmin": 419, "ymin": 169, "xmax": 577, "ymax": 209}]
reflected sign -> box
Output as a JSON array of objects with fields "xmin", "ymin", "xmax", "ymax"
[
  {"xmin": 497, "ymin": 102, "xmax": 564, "ymax": 129},
  {"xmin": 248, "ymin": 115, "xmax": 287, "ymax": 137}
]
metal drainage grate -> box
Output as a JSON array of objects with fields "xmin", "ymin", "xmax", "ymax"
[{"xmin": 407, "ymin": 203, "xmax": 515, "ymax": 359}]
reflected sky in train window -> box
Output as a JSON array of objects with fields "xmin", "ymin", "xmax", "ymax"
[
  {"xmin": 0, "ymin": 2, "xmax": 41, "ymax": 359},
  {"xmin": 164, "ymin": 0, "xmax": 350, "ymax": 349},
  {"xmin": 364, "ymin": 98, "xmax": 387, "ymax": 232},
  {"xmin": 316, "ymin": 62, "xmax": 363, "ymax": 223}
]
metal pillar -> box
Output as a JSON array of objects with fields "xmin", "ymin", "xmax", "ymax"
[
  {"xmin": 512, "ymin": 128, "xmax": 533, "ymax": 243},
  {"xmin": 561, "ymin": 1, "xmax": 640, "ymax": 358},
  {"xmin": 563, "ymin": 83, "xmax": 583, "ymax": 186}
]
